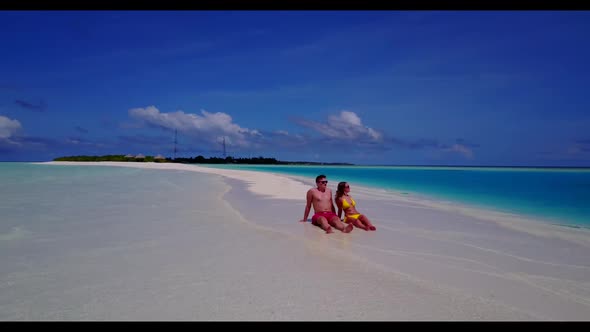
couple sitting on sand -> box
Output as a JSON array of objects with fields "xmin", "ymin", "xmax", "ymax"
[{"xmin": 299, "ymin": 174, "xmax": 376, "ymax": 234}]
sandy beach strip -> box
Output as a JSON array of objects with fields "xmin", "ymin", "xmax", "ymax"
[{"xmin": 29, "ymin": 161, "xmax": 590, "ymax": 320}]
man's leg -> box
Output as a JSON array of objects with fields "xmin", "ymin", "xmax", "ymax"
[
  {"xmin": 328, "ymin": 216, "xmax": 353, "ymax": 233},
  {"xmin": 313, "ymin": 216, "xmax": 333, "ymax": 233}
]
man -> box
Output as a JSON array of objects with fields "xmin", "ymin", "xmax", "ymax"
[{"xmin": 300, "ymin": 174, "xmax": 354, "ymax": 234}]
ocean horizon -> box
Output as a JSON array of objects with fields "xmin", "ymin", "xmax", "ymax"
[{"xmin": 4, "ymin": 158, "xmax": 590, "ymax": 169}]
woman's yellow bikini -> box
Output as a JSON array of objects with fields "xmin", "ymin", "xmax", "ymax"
[{"xmin": 341, "ymin": 196, "xmax": 361, "ymax": 221}]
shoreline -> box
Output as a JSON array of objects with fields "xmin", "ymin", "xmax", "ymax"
[
  {"xmin": 173, "ymin": 164, "xmax": 590, "ymax": 240},
  {"xmin": 37, "ymin": 161, "xmax": 590, "ymax": 246},
  {"xmin": 196, "ymin": 164, "xmax": 590, "ymax": 230}
]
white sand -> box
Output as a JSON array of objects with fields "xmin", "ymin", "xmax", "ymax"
[{"xmin": 18, "ymin": 161, "xmax": 590, "ymax": 320}]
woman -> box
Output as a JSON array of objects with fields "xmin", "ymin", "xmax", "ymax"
[{"xmin": 335, "ymin": 182, "xmax": 376, "ymax": 231}]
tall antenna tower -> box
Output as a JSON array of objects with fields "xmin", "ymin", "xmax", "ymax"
[
  {"xmin": 173, "ymin": 129, "xmax": 177, "ymax": 160},
  {"xmin": 222, "ymin": 136, "xmax": 226, "ymax": 158}
]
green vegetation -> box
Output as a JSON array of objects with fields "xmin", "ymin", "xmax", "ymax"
[
  {"xmin": 54, "ymin": 155, "xmax": 166, "ymax": 163},
  {"xmin": 54, "ymin": 155, "xmax": 353, "ymax": 165},
  {"xmin": 175, "ymin": 156, "xmax": 280, "ymax": 164}
]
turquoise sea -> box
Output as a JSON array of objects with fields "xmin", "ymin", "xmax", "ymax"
[{"xmin": 199, "ymin": 164, "xmax": 590, "ymax": 228}]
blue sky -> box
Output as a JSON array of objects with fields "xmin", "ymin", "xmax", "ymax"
[{"xmin": 1, "ymin": 10, "xmax": 589, "ymax": 166}]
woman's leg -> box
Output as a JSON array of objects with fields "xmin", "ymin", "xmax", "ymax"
[
  {"xmin": 346, "ymin": 216, "xmax": 368, "ymax": 230},
  {"xmin": 360, "ymin": 215, "xmax": 376, "ymax": 231}
]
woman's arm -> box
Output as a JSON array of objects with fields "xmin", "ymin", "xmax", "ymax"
[{"xmin": 335, "ymin": 197, "xmax": 343, "ymax": 219}]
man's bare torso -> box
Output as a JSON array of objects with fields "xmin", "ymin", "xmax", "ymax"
[{"xmin": 309, "ymin": 187, "xmax": 333, "ymax": 213}]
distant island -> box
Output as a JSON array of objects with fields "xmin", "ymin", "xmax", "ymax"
[{"xmin": 53, "ymin": 155, "xmax": 353, "ymax": 166}]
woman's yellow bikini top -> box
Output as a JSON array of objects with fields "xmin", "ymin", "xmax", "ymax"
[{"xmin": 341, "ymin": 196, "xmax": 356, "ymax": 210}]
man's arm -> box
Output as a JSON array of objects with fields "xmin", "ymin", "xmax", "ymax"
[
  {"xmin": 300, "ymin": 189, "xmax": 313, "ymax": 222},
  {"xmin": 329, "ymin": 189, "xmax": 337, "ymax": 214}
]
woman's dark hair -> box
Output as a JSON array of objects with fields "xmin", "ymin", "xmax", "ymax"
[{"xmin": 335, "ymin": 181, "xmax": 347, "ymax": 200}]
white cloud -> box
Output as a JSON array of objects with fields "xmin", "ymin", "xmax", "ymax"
[
  {"xmin": 128, "ymin": 106, "xmax": 261, "ymax": 147},
  {"xmin": 445, "ymin": 143, "xmax": 474, "ymax": 159},
  {"xmin": 367, "ymin": 127, "xmax": 382, "ymax": 141},
  {"xmin": 0, "ymin": 115, "xmax": 22, "ymax": 139},
  {"xmin": 275, "ymin": 130, "xmax": 289, "ymax": 136},
  {"xmin": 300, "ymin": 110, "xmax": 383, "ymax": 141}
]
